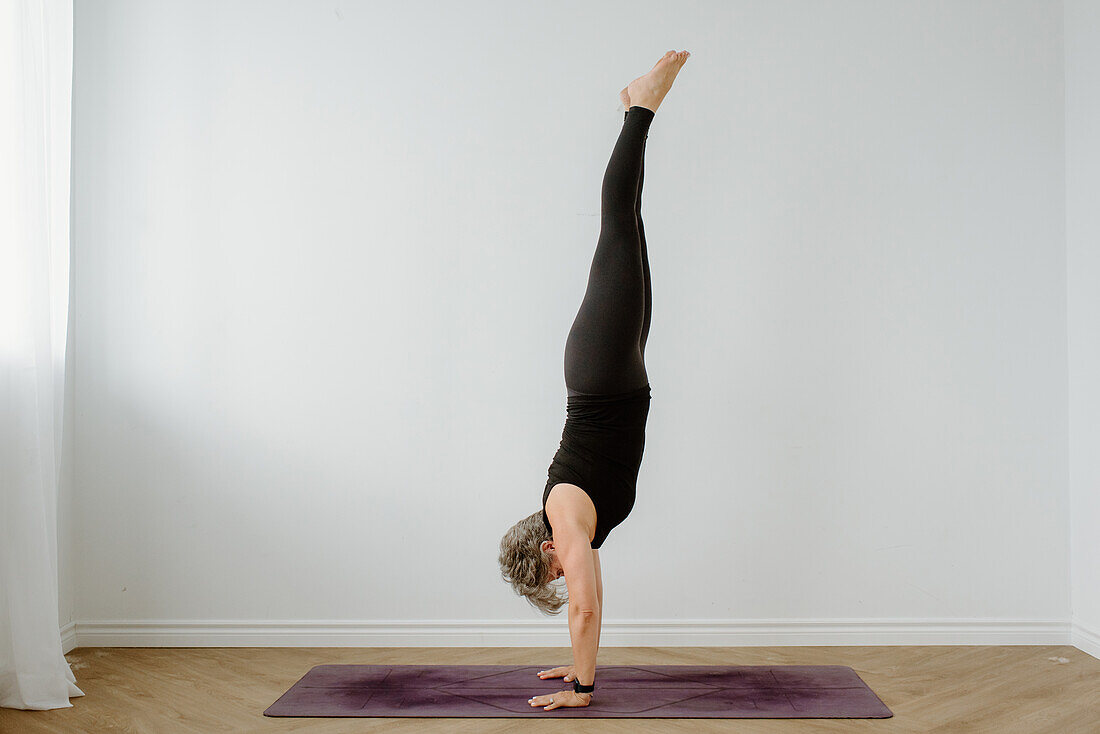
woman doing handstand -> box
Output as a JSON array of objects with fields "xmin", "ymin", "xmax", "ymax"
[{"xmin": 498, "ymin": 49, "xmax": 690, "ymax": 711}]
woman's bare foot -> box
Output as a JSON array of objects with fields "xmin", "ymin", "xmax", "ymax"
[
  {"xmin": 626, "ymin": 50, "xmax": 690, "ymax": 113},
  {"xmin": 619, "ymin": 86, "xmax": 631, "ymax": 111}
]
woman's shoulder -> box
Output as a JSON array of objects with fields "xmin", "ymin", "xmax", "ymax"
[{"xmin": 543, "ymin": 483, "xmax": 597, "ymax": 544}]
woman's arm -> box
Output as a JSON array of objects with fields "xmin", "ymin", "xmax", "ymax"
[
  {"xmin": 593, "ymin": 549, "xmax": 603, "ymax": 653},
  {"xmin": 555, "ymin": 524, "xmax": 601, "ymax": 688}
]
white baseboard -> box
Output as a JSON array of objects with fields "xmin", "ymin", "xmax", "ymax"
[
  {"xmin": 1071, "ymin": 617, "xmax": 1100, "ymax": 660},
  {"xmin": 61, "ymin": 621, "xmax": 78, "ymax": 654},
  {"xmin": 66, "ymin": 617, "xmax": 1077, "ymax": 650}
]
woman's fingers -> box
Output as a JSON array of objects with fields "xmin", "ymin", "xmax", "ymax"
[
  {"xmin": 528, "ymin": 689, "xmax": 590, "ymax": 710},
  {"xmin": 537, "ymin": 665, "xmax": 571, "ymax": 679}
]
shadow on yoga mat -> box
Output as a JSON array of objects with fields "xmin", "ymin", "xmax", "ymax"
[{"xmin": 264, "ymin": 664, "xmax": 894, "ymax": 718}]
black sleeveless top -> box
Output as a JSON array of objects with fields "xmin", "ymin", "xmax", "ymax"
[{"xmin": 542, "ymin": 384, "xmax": 652, "ymax": 549}]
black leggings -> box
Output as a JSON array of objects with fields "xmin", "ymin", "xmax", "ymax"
[{"xmin": 564, "ymin": 106, "xmax": 655, "ymax": 397}]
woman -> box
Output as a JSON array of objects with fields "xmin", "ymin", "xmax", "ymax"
[{"xmin": 497, "ymin": 49, "xmax": 690, "ymax": 711}]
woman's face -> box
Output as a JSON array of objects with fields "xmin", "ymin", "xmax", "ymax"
[
  {"xmin": 550, "ymin": 555, "xmax": 564, "ymax": 582},
  {"xmin": 543, "ymin": 543, "xmax": 565, "ymax": 584}
]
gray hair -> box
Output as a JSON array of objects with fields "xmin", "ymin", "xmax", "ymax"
[{"xmin": 498, "ymin": 509, "xmax": 568, "ymax": 615}]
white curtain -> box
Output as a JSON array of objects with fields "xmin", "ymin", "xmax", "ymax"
[{"xmin": 0, "ymin": 0, "xmax": 84, "ymax": 711}]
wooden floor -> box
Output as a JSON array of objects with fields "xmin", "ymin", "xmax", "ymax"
[{"xmin": 1, "ymin": 646, "xmax": 1096, "ymax": 733}]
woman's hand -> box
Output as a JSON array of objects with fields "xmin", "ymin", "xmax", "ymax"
[
  {"xmin": 536, "ymin": 665, "xmax": 577, "ymax": 682},
  {"xmin": 528, "ymin": 689, "xmax": 592, "ymax": 710}
]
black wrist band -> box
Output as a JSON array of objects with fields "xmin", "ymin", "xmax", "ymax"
[{"xmin": 573, "ymin": 679, "xmax": 595, "ymax": 694}]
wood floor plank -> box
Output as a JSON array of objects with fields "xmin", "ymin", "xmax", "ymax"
[{"xmin": 0, "ymin": 646, "xmax": 1095, "ymax": 733}]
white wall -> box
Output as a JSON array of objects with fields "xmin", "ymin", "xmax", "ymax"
[
  {"xmin": 70, "ymin": 1, "xmax": 1071, "ymax": 644},
  {"xmin": 1065, "ymin": 0, "xmax": 1100, "ymax": 658}
]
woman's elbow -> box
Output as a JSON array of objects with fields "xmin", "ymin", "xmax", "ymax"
[{"xmin": 570, "ymin": 603, "xmax": 601, "ymax": 618}]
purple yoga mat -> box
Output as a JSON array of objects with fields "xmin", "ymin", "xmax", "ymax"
[{"xmin": 264, "ymin": 664, "xmax": 893, "ymax": 718}]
